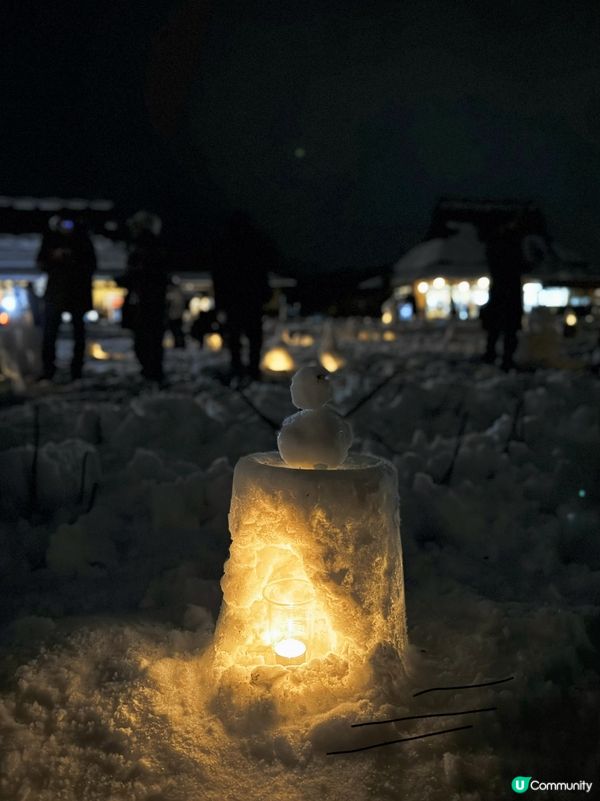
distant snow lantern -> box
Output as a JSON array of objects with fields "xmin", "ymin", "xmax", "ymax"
[
  {"xmin": 261, "ymin": 345, "xmax": 295, "ymax": 373},
  {"xmin": 319, "ymin": 350, "xmax": 345, "ymax": 373},
  {"xmin": 205, "ymin": 332, "xmax": 223, "ymax": 351}
]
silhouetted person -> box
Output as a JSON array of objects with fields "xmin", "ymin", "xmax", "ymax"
[
  {"xmin": 37, "ymin": 216, "xmax": 96, "ymax": 380},
  {"xmin": 26, "ymin": 282, "xmax": 44, "ymax": 328},
  {"xmin": 482, "ymin": 217, "xmax": 527, "ymax": 370},
  {"xmin": 166, "ymin": 278, "xmax": 186, "ymax": 348},
  {"xmin": 121, "ymin": 212, "xmax": 169, "ymax": 383},
  {"xmin": 211, "ymin": 212, "xmax": 276, "ymax": 381},
  {"xmin": 190, "ymin": 307, "xmax": 218, "ymax": 347}
]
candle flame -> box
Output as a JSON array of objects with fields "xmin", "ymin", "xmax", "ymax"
[{"xmin": 274, "ymin": 638, "xmax": 306, "ymax": 659}]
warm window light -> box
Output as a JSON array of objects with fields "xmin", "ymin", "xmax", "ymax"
[
  {"xmin": 457, "ymin": 281, "xmax": 470, "ymax": 292},
  {"xmin": 189, "ymin": 296, "xmax": 214, "ymax": 315},
  {"xmin": 381, "ymin": 310, "xmax": 393, "ymax": 325},
  {"xmin": 416, "ymin": 281, "xmax": 429, "ymax": 294},
  {"xmin": 263, "ymin": 578, "xmax": 314, "ymax": 665},
  {"xmin": 205, "ymin": 332, "xmax": 223, "ymax": 351},
  {"xmin": 262, "ymin": 346, "xmax": 295, "ymax": 372},
  {"xmin": 0, "ymin": 294, "xmax": 17, "ymax": 312},
  {"xmin": 432, "ymin": 277, "xmax": 445, "ymax": 289},
  {"xmin": 477, "ymin": 276, "xmax": 490, "ymax": 289}
]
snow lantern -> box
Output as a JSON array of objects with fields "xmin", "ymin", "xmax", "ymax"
[
  {"xmin": 211, "ymin": 364, "xmax": 407, "ymax": 718},
  {"xmin": 319, "ymin": 350, "xmax": 345, "ymax": 372},
  {"xmin": 205, "ymin": 332, "xmax": 223, "ymax": 351},
  {"xmin": 261, "ymin": 345, "xmax": 295, "ymax": 373}
]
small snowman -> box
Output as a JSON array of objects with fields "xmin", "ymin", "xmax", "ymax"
[{"xmin": 277, "ymin": 364, "xmax": 353, "ymax": 469}]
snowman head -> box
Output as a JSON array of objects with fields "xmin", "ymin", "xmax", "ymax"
[{"xmin": 290, "ymin": 364, "xmax": 332, "ymax": 410}]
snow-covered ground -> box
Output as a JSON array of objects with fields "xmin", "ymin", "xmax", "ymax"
[{"xmin": 0, "ymin": 322, "xmax": 598, "ymax": 801}]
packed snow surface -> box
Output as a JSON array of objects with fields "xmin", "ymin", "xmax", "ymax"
[{"xmin": 0, "ymin": 324, "xmax": 598, "ymax": 800}]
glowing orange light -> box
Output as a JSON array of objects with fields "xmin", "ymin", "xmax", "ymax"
[
  {"xmin": 319, "ymin": 351, "xmax": 345, "ymax": 372},
  {"xmin": 205, "ymin": 332, "xmax": 223, "ymax": 351},
  {"xmin": 0, "ymin": 312, "xmax": 9, "ymax": 326},
  {"xmin": 274, "ymin": 638, "xmax": 306, "ymax": 659},
  {"xmin": 262, "ymin": 346, "xmax": 295, "ymax": 372}
]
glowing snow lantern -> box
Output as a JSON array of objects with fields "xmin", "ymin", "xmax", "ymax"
[
  {"xmin": 319, "ymin": 350, "xmax": 345, "ymax": 372},
  {"xmin": 261, "ymin": 345, "xmax": 295, "ymax": 373},
  {"xmin": 381, "ymin": 310, "xmax": 393, "ymax": 325},
  {"xmin": 432, "ymin": 276, "xmax": 446, "ymax": 289},
  {"xmin": 565, "ymin": 312, "xmax": 577, "ymax": 327},
  {"xmin": 282, "ymin": 329, "xmax": 315, "ymax": 347},
  {"xmin": 89, "ymin": 342, "xmax": 110, "ymax": 360},
  {"xmin": 382, "ymin": 330, "xmax": 396, "ymax": 341},
  {"xmin": 211, "ymin": 364, "xmax": 407, "ymax": 720},
  {"xmin": 417, "ymin": 281, "xmax": 429, "ymax": 294},
  {"xmin": 205, "ymin": 332, "xmax": 223, "ymax": 351}
]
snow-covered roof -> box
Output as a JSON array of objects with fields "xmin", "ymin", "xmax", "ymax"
[
  {"xmin": 394, "ymin": 223, "xmax": 600, "ymax": 284},
  {"xmin": 0, "ymin": 233, "xmax": 127, "ymax": 276},
  {"xmin": 0, "ymin": 196, "xmax": 113, "ymax": 211},
  {"xmin": 393, "ymin": 223, "xmax": 487, "ymax": 281}
]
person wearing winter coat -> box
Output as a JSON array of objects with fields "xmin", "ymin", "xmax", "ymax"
[
  {"xmin": 36, "ymin": 216, "xmax": 96, "ymax": 380},
  {"xmin": 211, "ymin": 212, "xmax": 276, "ymax": 382},
  {"xmin": 166, "ymin": 279, "xmax": 186, "ymax": 348},
  {"xmin": 120, "ymin": 214, "xmax": 169, "ymax": 383},
  {"xmin": 481, "ymin": 217, "xmax": 528, "ymax": 370}
]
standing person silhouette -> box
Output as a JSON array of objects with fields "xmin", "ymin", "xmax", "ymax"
[
  {"xmin": 211, "ymin": 212, "xmax": 276, "ymax": 383},
  {"xmin": 166, "ymin": 278, "xmax": 186, "ymax": 348},
  {"xmin": 121, "ymin": 212, "xmax": 169, "ymax": 384},
  {"xmin": 37, "ymin": 215, "xmax": 96, "ymax": 381},
  {"xmin": 482, "ymin": 216, "xmax": 528, "ymax": 371}
]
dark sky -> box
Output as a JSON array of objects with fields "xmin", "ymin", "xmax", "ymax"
[{"xmin": 3, "ymin": 0, "xmax": 600, "ymax": 272}]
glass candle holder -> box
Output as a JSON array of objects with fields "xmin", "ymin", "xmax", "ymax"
[{"xmin": 263, "ymin": 578, "xmax": 315, "ymax": 665}]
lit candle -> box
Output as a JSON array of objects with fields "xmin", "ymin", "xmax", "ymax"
[
  {"xmin": 263, "ymin": 578, "xmax": 314, "ymax": 665},
  {"xmin": 274, "ymin": 638, "xmax": 306, "ymax": 661}
]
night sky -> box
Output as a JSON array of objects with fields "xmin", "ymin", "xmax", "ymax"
[{"xmin": 3, "ymin": 0, "xmax": 600, "ymax": 272}]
